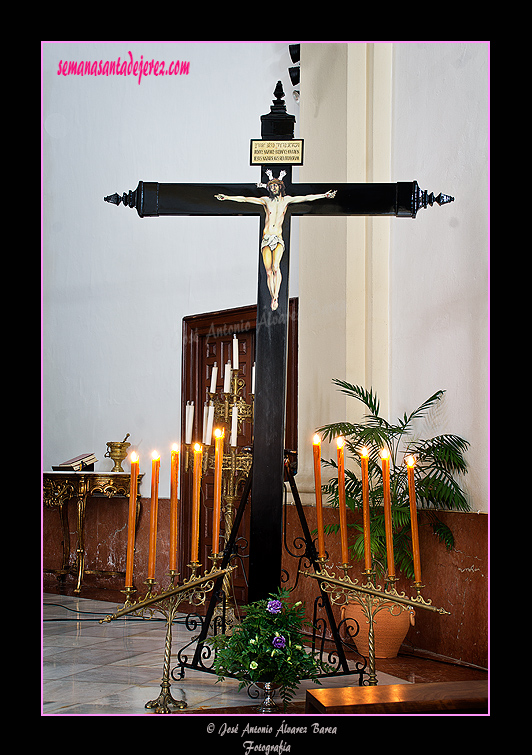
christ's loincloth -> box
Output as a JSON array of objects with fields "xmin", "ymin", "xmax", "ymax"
[{"xmin": 261, "ymin": 234, "xmax": 285, "ymax": 253}]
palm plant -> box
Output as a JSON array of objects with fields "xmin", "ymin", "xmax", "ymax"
[{"xmin": 318, "ymin": 381, "xmax": 470, "ymax": 580}]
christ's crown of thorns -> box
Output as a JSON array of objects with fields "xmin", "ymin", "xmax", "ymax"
[{"xmin": 256, "ymin": 170, "xmax": 286, "ymax": 189}]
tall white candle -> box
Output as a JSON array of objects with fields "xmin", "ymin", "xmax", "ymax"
[
  {"xmin": 232, "ymin": 335, "xmax": 239, "ymax": 371},
  {"xmin": 185, "ymin": 402, "xmax": 194, "ymax": 445},
  {"xmin": 202, "ymin": 402, "xmax": 208, "ymax": 444},
  {"xmin": 251, "ymin": 363, "xmax": 256, "ymax": 394},
  {"xmin": 205, "ymin": 404, "xmax": 214, "ymax": 446},
  {"xmin": 224, "ymin": 361, "xmax": 231, "ymax": 393},
  {"xmin": 230, "ymin": 405, "xmax": 239, "ymax": 447},
  {"xmin": 210, "ymin": 362, "xmax": 218, "ymax": 394}
]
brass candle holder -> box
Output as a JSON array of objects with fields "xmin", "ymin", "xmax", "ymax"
[
  {"xmin": 185, "ymin": 365, "xmax": 254, "ymax": 619},
  {"xmin": 100, "ymin": 562, "xmax": 235, "ymax": 713},
  {"xmin": 299, "ymin": 562, "xmax": 450, "ymax": 686}
]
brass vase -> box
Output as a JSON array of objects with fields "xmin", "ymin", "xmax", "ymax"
[{"xmin": 105, "ymin": 435, "xmax": 131, "ymax": 472}]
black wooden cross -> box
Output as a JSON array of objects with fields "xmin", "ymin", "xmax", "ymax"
[{"xmin": 105, "ymin": 82, "xmax": 453, "ymax": 603}]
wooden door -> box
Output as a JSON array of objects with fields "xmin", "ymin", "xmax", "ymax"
[{"xmin": 179, "ymin": 300, "xmax": 298, "ymax": 606}]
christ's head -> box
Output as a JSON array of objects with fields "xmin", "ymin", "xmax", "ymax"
[{"xmin": 267, "ymin": 179, "xmax": 286, "ymax": 198}]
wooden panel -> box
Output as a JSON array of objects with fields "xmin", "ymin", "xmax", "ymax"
[
  {"xmin": 180, "ymin": 300, "xmax": 298, "ymax": 605},
  {"xmin": 305, "ymin": 680, "xmax": 488, "ymax": 715}
]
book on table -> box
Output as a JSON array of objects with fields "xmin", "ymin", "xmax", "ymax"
[{"xmin": 51, "ymin": 453, "xmax": 97, "ymax": 471}]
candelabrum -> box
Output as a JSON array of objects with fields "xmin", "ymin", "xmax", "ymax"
[
  {"xmin": 99, "ymin": 562, "xmax": 235, "ymax": 713},
  {"xmin": 185, "ymin": 364, "xmax": 254, "ymax": 621},
  {"xmin": 299, "ymin": 561, "xmax": 450, "ymax": 686}
]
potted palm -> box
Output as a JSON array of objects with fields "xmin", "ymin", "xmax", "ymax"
[
  {"xmin": 318, "ymin": 381, "xmax": 469, "ymax": 657},
  {"xmin": 206, "ymin": 589, "xmax": 332, "ymax": 711}
]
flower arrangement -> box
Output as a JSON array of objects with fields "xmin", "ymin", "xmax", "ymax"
[{"xmin": 206, "ymin": 589, "xmax": 332, "ymax": 710}]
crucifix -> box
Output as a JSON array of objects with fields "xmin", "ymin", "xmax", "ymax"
[{"xmin": 105, "ymin": 81, "xmax": 453, "ymax": 604}]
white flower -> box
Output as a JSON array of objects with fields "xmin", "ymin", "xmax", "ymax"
[{"xmin": 250, "ymin": 661, "xmax": 258, "ymax": 670}]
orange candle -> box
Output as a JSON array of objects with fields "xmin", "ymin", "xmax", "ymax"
[
  {"xmin": 406, "ymin": 455, "xmax": 422, "ymax": 584},
  {"xmin": 147, "ymin": 451, "xmax": 160, "ymax": 580},
  {"xmin": 169, "ymin": 444, "xmax": 179, "ymax": 572},
  {"xmin": 336, "ymin": 438, "xmax": 349, "ymax": 565},
  {"xmin": 191, "ymin": 443, "xmax": 203, "ymax": 564},
  {"xmin": 125, "ymin": 452, "xmax": 139, "ymax": 589},
  {"xmin": 360, "ymin": 446, "xmax": 372, "ymax": 571},
  {"xmin": 381, "ymin": 448, "xmax": 395, "ymax": 579},
  {"xmin": 313, "ymin": 434, "xmax": 326, "ymax": 560},
  {"xmin": 212, "ymin": 429, "xmax": 224, "ymax": 556}
]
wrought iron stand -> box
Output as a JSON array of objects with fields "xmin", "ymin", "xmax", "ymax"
[{"xmin": 172, "ymin": 457, "xmax": 368, "ymax": 689}]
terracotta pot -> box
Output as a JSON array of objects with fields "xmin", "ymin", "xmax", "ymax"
[{"xmin": 341, "ymin": 600, "xmax": 415, "ymax": 659}]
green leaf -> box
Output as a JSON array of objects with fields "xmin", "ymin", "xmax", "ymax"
[{"xmin": 331, "ymin": 380, "xmax": 381, "ymax": 415}]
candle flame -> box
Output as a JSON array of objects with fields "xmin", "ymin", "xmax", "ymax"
[
  {"xmin": 214, "ymin": 428, "xmax": 224, "ymax": 439},
  {"xmin": 130, "ymin": 451, "xmax": 139, "ymax": 463},
  {"xmin": 152, "ymin": 451, "xmax": 160, "ymax": 461},
  {"xmin": 336, "ymin": 437, "xmax": 345, "ymax": 449},
  {"xmin": 405, "ymin": 454, "xmax": 416, "ymax": 468},
  {"xmin": 194, "ymin": 442, "xmax": 202, "ymax": 453},
  {"xmin": 313, "ymin": 434, "xmax": 321, "ymax": 445},
  {"xmin": 360, "ymin": 446, "xmax": 369, "ymax": 458},
  {"xmin": 380, "ymin": 448, "xmax": 390, "ymax": 460},
  {"xmin": 172, "ymin": 443, "xmax": 178, "ymax": 452}
]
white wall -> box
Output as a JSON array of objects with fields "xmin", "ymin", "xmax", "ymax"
[
  {"xmin": 390, "ymin": 43, "xmax": 489, "ymax": 511},
  {"xmin": 296, "ymin": 42, "xmax": 489, "ymax": 512},
  {"xmin": 42, "ymin": 42, "xmax": 297, "ymax": 495}
]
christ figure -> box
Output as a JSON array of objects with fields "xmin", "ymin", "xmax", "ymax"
[{"xmin": 216, "ymin": 171, "xmax": 336, "ymax": 310}]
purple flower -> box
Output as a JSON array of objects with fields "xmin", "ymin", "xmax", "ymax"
[
  {"xmin": 267, "ymin": 599, "xmax": 282, "ymax": 614},
  {"xmin": 272, "ymin": 635, "xmax": 286, "ymax": 649}
]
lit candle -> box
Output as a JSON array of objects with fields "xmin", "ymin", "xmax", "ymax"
[
  {"xmin": 147, "ymin": 451, "xmax": 160, "ymax": 580},
  {"xmin": 337, "ymin": 437, "xmax": 349, "ymax": 565},
  {"xmin": 232, "ymin": 335, "xmax": 239, "ymax": 371},
  {"xmin": 251, "ymin": 362, "xmax": 256, "ymax": 395},
  {"xmin": 169, "ymin": 444, "xmax": 179, "ymax": 572},
  {"xmin": 381, "ymin": 448, "xmax": 395, "ymax": 579},
  {"xmin": 230, "ymin": 405, "xmax": 238, "ymax": 447},
  {"xmin": 223, "ymin": 361, "xmax": 231, "ymax": 393},
  {"xmin": 210, "ymin": 362, "xmax": 218, "ymax": 394},
  {"xmin": 406, "ymin": 455, "xmax": 422, "ymax": 584},
  {"xmin": 212, "ymin": 428, "xmax": 224, "ymax": 556},
  {"xmin": 313, "ymin": 434, "xmax": 326, "ymax": 560},
  {"xmin": 191, "ymin": 443, "xmax": 203, "ymax": 564},
  {"xmin": 360, "ymin": 447, "xmax": 371, "ymax": 571},
  {"xmin": 125, "ymin": 451, "xmax": 139, "ymax": 589}
]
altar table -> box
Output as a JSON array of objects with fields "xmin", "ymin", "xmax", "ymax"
[
  {"xmin": 305, "ymin": 680, "xmax": 488, "ymax": 715},
  {"xmin": 43, "ymin": 471, "xmax": 143, "ymax": 592}
]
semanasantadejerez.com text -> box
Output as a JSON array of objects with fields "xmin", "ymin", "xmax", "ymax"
[{"xmin": 57, "ymin": 51, "xmax": 190, "ymax": 84}]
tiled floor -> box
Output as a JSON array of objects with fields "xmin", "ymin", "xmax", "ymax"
[{"xmin": 42, "ymin": 593, "xmax": 410, "ymax": 716}]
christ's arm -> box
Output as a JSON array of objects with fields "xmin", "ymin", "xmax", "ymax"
[
  {"xmin": 287, "ymin": 190, "xmax": 337, "ymax": 204},
  {"xmin": 215, "ymin": 194, "xmax": 266, "ymax": 206}
]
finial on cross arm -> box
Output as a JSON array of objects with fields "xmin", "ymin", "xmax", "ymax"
[
  {"xmin": 104, "ymin": 189, "xmax": 137, "ymax": 209},
  {"xmin": 415, "ymin": 185, "xmax": 454, "ymax": 214}
]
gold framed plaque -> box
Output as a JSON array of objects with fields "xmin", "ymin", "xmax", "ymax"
[{"xmin": 250, "ymin": 139, "xmax": 304, "ymax": 166}]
